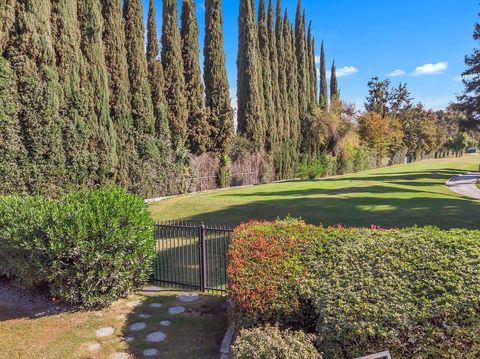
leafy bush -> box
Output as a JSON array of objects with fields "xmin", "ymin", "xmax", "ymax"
[
  {"xmin": 232, "ymin": 324, "xmax": 321, "ymax": 359},
  {"xmin": 0, "ymin": 186, "xmax": 154, "ymax": 308},
  {"xmin": 296, "ymin": 155, "xmax": 325, "ymax": 179},
  {"xmin": 228, "ymin": 220, "xmax": 480, "ymax": 358}
]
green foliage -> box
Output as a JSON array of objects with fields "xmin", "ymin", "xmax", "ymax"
[
  {"xmin": 319, "ymin": 42, "xmax": 328, "ymax": 111},
  {"xmin": 0, "ymin": 187, "xmax": 154, "ymax": 308},
  {"xmin": 162, "ymin": 0, "xmax": 188, "ymax": 147},
  {"xmin": 237, "ymin": 0, "xmax": 266, "ymax": 149},
  {"xmin": 296, "ymin": 155, "xmax": 325, "ymax": 179},
  {"xmin": 329, "ymin": 61, "xmax": 339, "ymax": 106},
  {"xmin": 295, "ymin": 1, "xmax": 309, "ymax": 118},
  {"xmin": 228, "ymin": 219, "xmax": 480, "ymax": 358},
  {"xmin": 232, "ymin": 324, "xmax": 321, "ymax": 359}
]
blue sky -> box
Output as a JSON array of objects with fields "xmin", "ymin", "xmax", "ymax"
[{"xmin": 144, "ymin": 0, "xmax": 478, "ymax": 111}]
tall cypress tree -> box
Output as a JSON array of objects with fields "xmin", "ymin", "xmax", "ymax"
[
  {"xmin": 237, "ymin": 0, "xmax": 266, "ymax": 149},
  {"xmin": 285, "ymin": 14, "xmax": 300, "ymax": 150},
  {"xmin": 307, "ymin": 22, "xmax": 317, "ymax": 106},
  {"xmin": 330, "ymin": 60, "xmax": 340, "ymax": 107},
  {"xmin": 295, "ymin": 1, "xmax": 308, "ymax": 118},
  {"xmin": 102, "ymin": 0, "xmax": 138, "ymax": 189},
  {"xmin": 204, "ymin": 0, "xmax": 234, "ymax": 156},
  {"xmin": 258, "ymin": 0, "xmax": 276, "ymax": 152},
  {"xmin": 0, "ymin": 0, "xmax": 15, "ymax": 54},
  {"xmin": 147, "ymin": 0, "xmax": 169, "ymax": 142},
  {"xmin": 79, "ymin": 0, "xmax": 119, "ymax": 184},
  {"xmin": 51, "ymin": 0, "xmax": 93, "ymax": 188},
  {"xmin": 181, "ymin": 0, "xmax": 209, "ymax": 154},
  {"xmin": 268, "ymin": 0, "xmax": 283, "ymax": 145},
  {"xmin": 7, "ymin": 0, "xmax": 66, "ymax": 195},
  {"xmin": 124, "ymin": 0, "xmax": 155, "ymax": 136},
  {"xmin": 276, "ymin": 0, "xmax": 290, "ymax": 141},
  {"xmin": 319, "ymin": 41, "xmax": 328, "ymax": 111},
  {"xmin": 162, "ymin": 0, "xmax": 188, "ymax": 148}
]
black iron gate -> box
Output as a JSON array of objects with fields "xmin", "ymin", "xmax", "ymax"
[{"xmin": 152, "ymin": 222, "xmax": 232, "ymax": 294}]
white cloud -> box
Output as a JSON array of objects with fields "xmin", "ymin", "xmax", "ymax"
[
  {"xmin": 412, "ymin": 62, "xmax": 448, "ymax": 76},
  {"xmin": 388, "ymin": 69, "xmax": 406, "ymax": 77},
  {"xmin": 336, "ymin": 66, "xmax": 358, "ymax": 78},
  {"xmin": 423, "ymin": 96, "xmax": 454, "ymax": 110},
  {"xmin": 315, "ymin": 55, "xmax": 320, "ymax": 64}
]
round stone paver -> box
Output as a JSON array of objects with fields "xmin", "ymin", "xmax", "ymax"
[
  {"xmin": 160, "ymin": 320, "xmax": 171, "ymax": 326},
  {"xmin": 112, "ymin": 352, "xmax": 130, "ymax": 359},
  {"xmin": 128, "ymin": 322, "xmax": 146, "ymax": 331},
  {"xmin": 149, "ymin": 302, "xmax": 162, "ymax": 308},
  {"xmin": 87, "ymin": 342, "xmax": 101, "ymax": 352},
  {"xmin": 146, "ymin": 331, "xmax": 167, "ymax": 343},
  {"xmin": 168, "ymin": 306, "xmax": 185, "ymax": 314},
  {"xmin": 96, "ymin": 327, "xmax": 115, "ymax": 337},
  {"xmin": 143, "ymin": 348, "xmax": 159, "ymax": 357},
  {"xmin": 177, "ymin": 293, "xmax": 199, "ymax": 302},
  {"xmin": 138, "ymin": 313, "xmax": 151, "ymax": 319}
]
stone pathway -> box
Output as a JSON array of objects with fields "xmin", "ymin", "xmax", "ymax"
[
  {"xmin": 446, "ymin": 173, "xmax": 480, "ymax": 199},
  {"xmin": 85, "ymin": 292, "xmax": 200, "ymax": 357}
]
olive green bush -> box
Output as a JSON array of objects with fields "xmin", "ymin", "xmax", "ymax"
[
  {"xmin": 232, "ymin": 324, "xmax": 321, "ymax": 359},
  {"xmin": 0, "ymin": 186, "xmax": 154, "ymax": 308},
  {"xmin": 228, "ymin": 220, "xmax": 480, "ymax": 358}
]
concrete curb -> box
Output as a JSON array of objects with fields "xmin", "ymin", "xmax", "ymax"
[{"xmin": 219, "ymin": 326, "xmax": 235, "ymax": 359}]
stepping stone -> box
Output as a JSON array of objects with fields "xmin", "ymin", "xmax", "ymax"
[
  {"xmin": 168, "ymin": 306, "xmax": 185, "ymax": 315},
  {"xmin": 87, "ymin": 342, "xmax": 101, "ymax": 352},
  {"xmin": 149, "ymin": 302, "xmax": 162, "ymax": 308},
  {"xmin": 96, "ymin": 327, "xmax": 114, "ymax": 337},
  {"xmin": 160, "ymin": 320, "xmax": 171, "ymax": 327},
  {"xmin": 177, "ymin": 293, "xmax": 199, "ymax": 302},
  {"xmin": 128, "ymin": 322, "xmax": 146, "ymax": 331},
  {"xmin": 112, "ymin": 353, "xmax": 130, "ymax": 359},
  {"xmin": 143, "ymin": 348, "xmax": 159, "ymax": 357},
  {"xmin": 146, "ymin": 331, "xmax": 167, "ymax": 343},
  {"xmin": 122, "ymin": 336, "xmax": 134, "ymax": 343},
  {"xmin": 126, "ymin": 300, "xmax": 142, "ymax": 308},
  {"xmin": 138, "ymin": 313, "xmax": 151, "ymax": 319}
]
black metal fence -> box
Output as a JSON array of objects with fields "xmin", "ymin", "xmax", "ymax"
[{"xmin": 151, "ymin": 222, "xmax": 232, "ymax": 294}]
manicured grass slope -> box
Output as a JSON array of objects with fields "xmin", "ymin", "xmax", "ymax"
[{"xmin": 150, "ymin": 155, "xmax": 480, "ymax": 229}]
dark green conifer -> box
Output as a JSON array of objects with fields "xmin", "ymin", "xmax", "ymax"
[
  {"xmin": 268, "ymin": 0, "xmax": 283, "ymax": 145},
  {"xmin": 79, "ymin": 0, "xmax": 119, "ymax": 184},
  {"xmin": 181, "ymin": 0, "xmax": 209, "ymax": 154},
  {"xmin": 237, "ymin": 0, "xmax": 266, "ymax": 149},
  {"xmin": 295, "ymin": 1, "xmax": 308, "ymax": 117},
  {"xmin": 204, "ymin": 0, "xmax": 234, "ymax": 156},
  {"xmin": 102, "ymin": 0, "xmax": 139, "ymax": 189},
  {"xmin": 319, "ymin": 41, "xmax": 328, "ymax": 111},
  {"xmin": 307, "ymin": 23, "xmax": 317, "ymax": 106},
  {"xmin": 330, "ymin": 60, "xmax": 340, "ymax": 107},
  {"xmin": 258, "ymin": 0, "xmax": 276, "ymax": 152},
  {"xmin": 0, "ymin": 0, "xmax": 15, "ymax": 53},
  {"xmin": 276, "ymin": 0, "xmax": 290, "ymax": 140},
  {"xmin": 147, "ymin": 0, "xmax": 170, "ymax": 142},
  {"xmin": 7, "ymin": 0, "xmax": 67, "ymax": 195},
  {"xmin": 162, "ymin": 0, "xmax": 188, "ymax": 147},
  {"xmin": 51, "ymin": 0, "xmax": 93, "ymax": 188}
]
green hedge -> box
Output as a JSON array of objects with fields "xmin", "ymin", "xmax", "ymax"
[
  {"xmin": 232, "ymin": 324, "xmax": 321, "ymax": 359},
  {"xmin": 0, "ymin": 186, "xmax": 154, "ymax": 308},
  {"xmin": 228, "ymin": 219, "xmax": 480, "ymax": 358}
]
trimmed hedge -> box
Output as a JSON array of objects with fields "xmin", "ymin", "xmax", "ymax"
[
  {"xmin": 228, "ymin": 219, "xmax": 480, "ymax": 358},
  {"xmin": 232, "ymin": 324, "xmax": 321, "ymax": 359},
  {"xmin": 0, "ymin": 186, "xmax": 154, "ymax": 308}
]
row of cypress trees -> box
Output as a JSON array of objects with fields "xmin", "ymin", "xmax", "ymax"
[
  {"xmin": 0, "ymin": 0, "xmax": 338, "ymax": 196},
  {"xmin": 0, "ymin": 0, "xmax": 236, "ymax": 197},
  {"xmin": 237, "ymin": 0, "xmax": 339, "ymax": 179}
]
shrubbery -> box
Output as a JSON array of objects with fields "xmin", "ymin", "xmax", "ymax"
[
  {"xmin": 232, "ymin": 324, "xmax": 321, "ymax": 359},
  {"xmin": 228, "ymin": 219, "xmax": 480, "ymax": 358},
  {"xmin": 0, "ymin": 186, "xmax": 154, "ymax": 308}
]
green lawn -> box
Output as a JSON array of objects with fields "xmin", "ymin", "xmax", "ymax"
[{"xmin": 150, "ymin": 155, "xmax": 480, "ymax": 229}]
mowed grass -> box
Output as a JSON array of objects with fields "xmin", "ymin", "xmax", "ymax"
[{"xmin": 150, "ymin": 155, "xmax": 480, "ymax": 229}]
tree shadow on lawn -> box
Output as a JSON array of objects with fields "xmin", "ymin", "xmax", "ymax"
[
  {"xmin": 120, "ymin": 290, "xmax": 227, "ymax": 359},
  {"xmin": 178, "ymin": 194, "xmax": 480, "ymax": 230}
]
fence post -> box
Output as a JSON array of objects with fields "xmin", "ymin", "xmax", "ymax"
[{"xmin": 199, "ymin": 222, "xmax": 207, "ymax": 292}]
